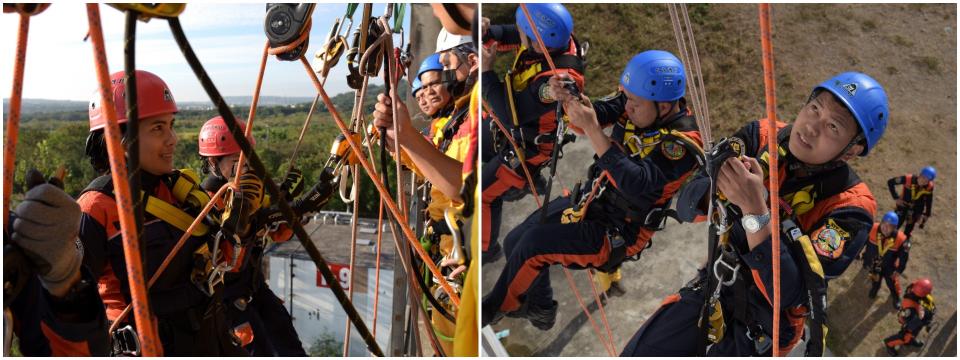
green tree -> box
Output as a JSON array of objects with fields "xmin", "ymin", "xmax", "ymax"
[{"xmin": 307, "ymin": 331, "xmax": 344, "ymax": 357}]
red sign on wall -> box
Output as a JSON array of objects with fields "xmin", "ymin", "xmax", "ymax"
[{"xmin": 317, "ymin": 263, "xmax": 351, "ymax": 290}]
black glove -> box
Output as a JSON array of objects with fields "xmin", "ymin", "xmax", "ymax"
[
  {"xmin": 280, "ymin": 167, "xmax": 305, "ymax": 199},
  {"xmin": 222, "ymin": 172, "xmax": 264, "ymax": 237},
  {"xmin": 293, "ymin": 167, "xmax": 336, "ymax": 216},
  {"xmin": 256, "ymin": 207, "xmax": 288, "ymax": 234},
  {"xmin": 11, "ymin": 168, "xmax": 82, "ymax": 296}
]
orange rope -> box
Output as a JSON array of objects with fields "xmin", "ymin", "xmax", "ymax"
[
  {"xmin": 562, "ymin": 267, "xmax": 616, "ymax": 356},
  {"xmin": 3, "ymin": 12, "xmax": 28, "ymax": 233},
  {"xmin": 482, "ymin": 101, "xmax": 542, "ymax": 202},
  {"xmin": 266, "ymin": 18, "xmax": 312, "ymax": 55},
  {"xmin": 758, "ymin": 4, "xmax": 781, "ymax": 356},
  {"xmin": 108, "ymin": 183, "xmax": 233, "ymax": 334},
  {"xmin": 233, "ymin": 41, "xmax": 269, "ymax": 185},
  {"xmin": 86, "ymin": 4, "xmax": 162, "ymax": 356},
  {"xmin": 298, "ymin": 55, "xmax": 460, "ymax": 306},
  {"xmin": 586, "ymin": 269, "xmax": 617, "ymax": 353},
  {"xmin": 518, "ymin": 4, "xmax": 557, "ymax": 72},
  {"xmin": 343, "ymin": 171, "xmax": 361, "ymax": 355},
  {"xmin": 517, "ymin": 5, "xmax": 616, "ymax": 355}
]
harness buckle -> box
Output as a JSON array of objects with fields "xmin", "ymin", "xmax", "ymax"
[
  {"xmin": 111, "ymin": 324, "xmax": 141, "ymax": 357},
  {"xmin": 533, "ymin": 133, "xmax": 554, "ymax": 145},
  {"xmin": 643, "ymin": 207, "xmax": 669, "ymax": 231},
  {"xmin": 746, "ymin": 325, "xmax": 773, "ymax": 355},
  {"xmin": 712, "ymin": 250, "xmax": 741, "ymax": 287}
]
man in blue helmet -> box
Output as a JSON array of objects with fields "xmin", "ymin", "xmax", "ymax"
[
  {"xmin": 621, "ymin": 72, "xmax": 888, "ymax": 356},
  {"xmin": 481, "ymin": 50, "xmax": 704, "ymax": 331},
  {"xmin": 862, "ymin": 211, "xmax": 909, "ymax": 310},
  {"xmin": 887, "ymin": 166, "xmax": 935, "ymax": 242},
  {"xmin": 414, "ymin": 53, "xmax": 456, "ymax": 136},
  {"xmin": 480, "ymin": 3, "xmax": 586, "ymax": 262}
]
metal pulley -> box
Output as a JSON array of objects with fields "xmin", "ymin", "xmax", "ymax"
[{"xmin": 264, "ymin": 3, "xmax": 315, "ymax": 61}]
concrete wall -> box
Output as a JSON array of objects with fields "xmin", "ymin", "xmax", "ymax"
[
  {"xmin": 268, "ymin": 255, "xmax": 395, "ymax": 356},
  {"xmin": 406, "ymin": 4, "xmax": 442, "ymax": 126}
]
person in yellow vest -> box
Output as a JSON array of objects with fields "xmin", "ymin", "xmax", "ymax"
[
  {"xmin": 372, "ymin": 5, "xmax": 478, "ymax": 353},
  {"xmin": 861, "ymin": 211, "xmax": 909, "ymax": 309}
]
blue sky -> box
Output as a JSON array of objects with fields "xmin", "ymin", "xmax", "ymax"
[{"xmin": 0, "ymin": 3, "xmax": 412, "ymax": 102}]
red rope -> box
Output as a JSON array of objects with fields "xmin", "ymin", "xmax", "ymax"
[{"xmin": 758, "ymin": 4, "xmax": 782, "ymax": 356}]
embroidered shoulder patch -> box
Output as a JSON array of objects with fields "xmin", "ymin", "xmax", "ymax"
[
  {"xmin": 538, "ymin": 82, "xmax": 556, "ymax": 103},
  {"xmin": 812, "ymin": 218, "xmax": 850, "ymax": 259},
  {"xmin": 661, "ymin": 140, "xmax": 686, "ymax": 160}
]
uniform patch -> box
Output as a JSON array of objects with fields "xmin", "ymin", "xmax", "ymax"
[
  {"xmin": 661, "ymin": 140, "xmax": 686, "ymax": 160},
  {"xmin": 812, "ymin": 218, "xmax": 849, "ymax": 259},
  {"xmin": 538, "ymin": 82, "xmax": 556, "ymax": 103}
]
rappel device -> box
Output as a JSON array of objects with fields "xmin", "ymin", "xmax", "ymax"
[{"xmin": 264, "ymin": 3, "xmax": 315, "ymax": 61}]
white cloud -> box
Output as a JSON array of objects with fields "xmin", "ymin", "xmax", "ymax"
[{"xmin": 1, "ymin": 3, "xmax": 409, "ymax": 102}]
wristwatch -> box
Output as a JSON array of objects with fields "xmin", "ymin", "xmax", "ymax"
[{"xmin": 741, "ymin": 211, "xmax": 771, "ymax": 234}]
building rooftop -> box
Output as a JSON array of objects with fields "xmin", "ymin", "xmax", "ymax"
[{"xmin": 266, "ymin": 211, "xmax": 400, "ymax": 269}]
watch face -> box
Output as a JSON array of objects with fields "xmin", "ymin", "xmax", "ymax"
[{"xmin": 744, "ymin": 217, "xmax": 759, "ymax": 232}]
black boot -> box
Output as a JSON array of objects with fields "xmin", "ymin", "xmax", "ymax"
[
  {"xmin": 907, "ymin": 339, "xmax": 924, "ymax": 347},
  {"xmin": 508, "ymin": 300, "xmax": 559, "ymax": 330},
  {"xmin": 869, "ymin": 284, "xmax": 879, "ymax": 299},
  {"xmin": 483, "ymin": 241, "xmax": 504, "ymax": 265},
  {"xmin": 525, "ymin": 300, "xmax": 558, "ymax": 330}
]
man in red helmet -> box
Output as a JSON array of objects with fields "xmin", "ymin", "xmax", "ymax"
[
  {"xmin": 78, "ymin": 70, "xmax": 246, "ymax": 355},
  {"xmin": 884, "ymin": 278, "xmax": 936, "ymax": 356},
  {"xmin": 195, "ymin": 116, "xmax": 335, "ymax": 355}
]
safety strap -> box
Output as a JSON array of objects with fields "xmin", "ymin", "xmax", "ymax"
[
  {"xmin": 83, "ymin": 170, "xmax": 211, "ymax": 236},
  {"xmin": 781, "ymin": 218, "xmax": 827, "ymax": 356},
  {"xmin": 438, "ymin": 105, "xmax": 471, "ymax": 153}
]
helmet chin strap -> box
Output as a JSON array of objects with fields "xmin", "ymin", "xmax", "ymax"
[{"xmin": 647, "ymin": 100, "xmax": 680, "ymax": 130}]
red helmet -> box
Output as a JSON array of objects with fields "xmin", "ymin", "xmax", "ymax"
[
  {"xmin": 910, "ymin": 278, "xmax": 933, "ymax": 297},
  {"xmin": 88, "ymin": 70, "xmax": 178, "ymax": 132},
  {"xmin": 198, "ymin": 116, "xmax": 255, "ymax": 157}
]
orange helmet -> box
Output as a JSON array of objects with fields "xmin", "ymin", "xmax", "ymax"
[
  {"xmin": 910, "ymin": 278, "xmax": 933, "ymax": 297},
  {"xmin": 88, "ymin": 70, "xmax": 177, "ymax": 132},
  {"xmin": 199, "ymin": 116, "xmax": 255, "ymax": 157}
]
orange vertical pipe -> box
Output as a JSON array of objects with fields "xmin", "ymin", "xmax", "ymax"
[
  {"xmin": 86, "ymin": 4, "xmax": 162, "ymax": 356},
  {"xmin": 3, "ymin": 13, "xmax": 28, "ymax": 232},
  {"xmin": 758, "ymin": 3, "xmax": 781, "ymax": 357}
]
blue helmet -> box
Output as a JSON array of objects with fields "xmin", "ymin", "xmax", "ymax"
[
  {"xmin": 920, "ymin": 166, "xmax": 937, "ymax": 181},
  {"xmin": 411, "ymin": 77, "xmax": 422, "ymax": 97},
  {"xmin": 416, "ymin": 53, "xmax": 444, "ymax": 82},
  {"xmin": 515, "ymin": 3, "xmax": 573, "ymax": 49},
  {"xmin": 882, "ymin": 211, "xmax": 899, "ymax": 227},
  {"xmin": 814, "ymin": 72, "xmax": 889, "ymax": 156},
  {"xmin": 620, "ymin": 50, "xmax": 686, "ymax": 102}
]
